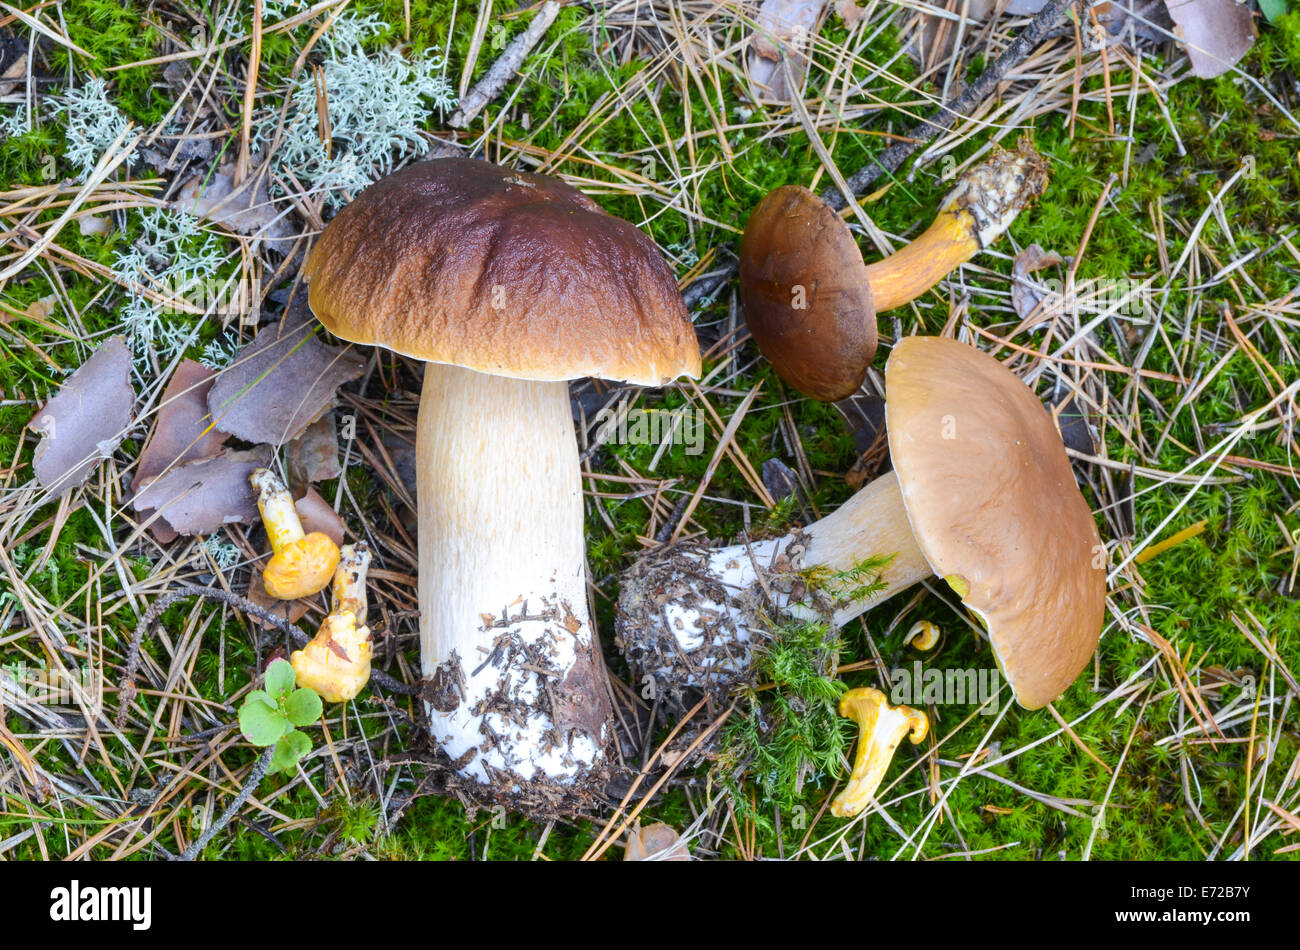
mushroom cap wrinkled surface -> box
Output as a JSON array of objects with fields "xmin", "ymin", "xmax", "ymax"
[
  {"xmin": 304, "ymin": 157, "xmax": 700, "ymax": 385},
  {"xmin": 739, "ymin": 185, "xmax": 876, "ymax": 401},
  {"xmin": 292, "ymin": 611, "xmax": 372, "ymax": 703},
  {"xmin": 884, "ymin": 336, "xmax": 1106, "ymax": 710},
  {"xmin": 263, "ymin": 532, "xmax": 341, "ymax": 600}
]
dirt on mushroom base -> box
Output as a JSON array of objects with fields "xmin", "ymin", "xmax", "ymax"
[
  {"xmin": 420, "ymin": 594, "xmax": 616, "ymax": 818},
  {"xmin": 617, "ymin": 530, "xmax": 850, "ymax": 713}
]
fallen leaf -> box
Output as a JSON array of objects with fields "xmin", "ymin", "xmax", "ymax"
[
  {"xmin": 132, "ymin": 359, "xmax": 228, "ymax": 492},
  {"xmin": 835, "ymin": 0, "xmax": 869, "ymax": 24},
  {"xmin": 247, "ymin": 573, "xmax": 310, "ymax": 627},
  {"xmin": 1165, "ymin": 0, "xmax": 1255, "ymax": 78},
  {"xmin": 24, "ymin": 295, "xmax": 57, "ymax": 322},
  {"xmin": 132, "ymin": 446, "xmax": 272, "ymax": 535},
  {"xmin": 287, "ymin": 413, "xmax": 341, "ymax": 487},
  {"xmin": 206, "ymin": 317, "xmax": 366, "ymax": 447},
  {"xmin": 748, "ymin": 0, "xmax": 829, "ymax": 101},
  {"xmin": 173, "ymin": 161, "xmax": 295, "ymax": 253},
  {"xmin": 1010, "ymin": 243, "xmax": 1064, "ymax": 324},
  {"xmin": 1047, "ymin": 378, "xmax": 1096, "ymax": 456},
  {"xmin": 295, "ymin": 486, "xmax": 346, "ymax": 547},
  {"xmin": 0, "ymin": 57, "xmax": 24, "ymax": 95},
  {"xmin": 623, "ymin": 822, "xmax": 690, "ymax": 861},
  {"xmin": 29, "ymin": 336, "xmax": 134, "ymax": 496},
  {"xmin": 762, "ymin": 457, "xmax": 801, "ymax": 503}
]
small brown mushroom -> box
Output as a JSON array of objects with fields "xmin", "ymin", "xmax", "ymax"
[{"xmin": 739, "ymin": 142, "xmax": 1048, "ymax": 400}]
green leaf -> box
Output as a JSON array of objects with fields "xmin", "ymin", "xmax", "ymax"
[
  {"xmin": 269, "ymin": 729, "xmax": 311, "ymax": 775},
  {"xmin": 264, "ymin": 658, "xmax": 296, "ymax": 699},
  {"xmin": 239, "ymin": 693, "xmax": 288, "ymax": 746},
  {"xmin": 1259, "ymin": 0, "xmax": 1288, "ymax": 22},
  {"xmin": 284, "ymin": 687, "xmax": 323, "ymax": 727}
]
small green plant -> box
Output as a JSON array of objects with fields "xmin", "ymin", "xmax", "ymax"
[
  {"xmin": 716, "ymin": 619, "xmax": 851, "ymax": 826},
  {"xmin": 802, "ymin": 553, "xmax": 895, "ymax": 606},
  {"xmin": 237, "ymin": 659, "xmax": 323, "ymax": 775}
]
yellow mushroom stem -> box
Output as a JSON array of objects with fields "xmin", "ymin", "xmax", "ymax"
[
  {"xmin": 251, "ymin": 467, "xmax": 304, "ymax": 553},
  {"xmin": 331, "ymin": 542, "xmax": 370, "ymax": 625},
  {"xmin": 250, "ymin": 467, "xmax": 340, "ymax": 599},
  {"xmin": 903, "ymin": 620, "xmax": 940, "ymax": 651},
  {"xmin": 291, "ymin": 543, "xmax": 373, "ymax": 703},
  {"xmin": 862, "ymin": 141, "xmax": 1049, "ymax": 313},
  {"xmin": 863, "ymin": 211, "xmax": 979, "ymax": 312},
  {"xmin": 831, "ymin": 687, "xmax": 929, "ymax": 819}
]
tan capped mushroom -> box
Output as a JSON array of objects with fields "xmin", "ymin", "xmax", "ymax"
[
  {"xmin": 739, "ymin": 142, "xmax": 1048, "ymax": 401},
  {"xmin": 618, "ymin": 336, "xmax": 1106, "ymax": 713},
  {"xmin": 304, "ymin": 157, "xmax": 700, "ymax": 812}
]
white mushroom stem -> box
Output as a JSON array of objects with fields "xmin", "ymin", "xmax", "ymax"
[
  {"xmin": 418, "ymin": 363, "xmax": 609, "ymax": 798},
  {"xmin": 620, "ymin": 470, "xmax": 932, "ymax": 695}
]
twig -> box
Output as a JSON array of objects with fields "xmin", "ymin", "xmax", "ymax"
[
  {"xmin": 448, "ymin": 1, "xmax": 562, "ymax": 129},
  {"xmin": 680, "ymin": 0, "xmax": 1076, "ymax": 309},
  {"xmin": 176, "ymin": 745, "xmax": 275, "ymax": 861}
]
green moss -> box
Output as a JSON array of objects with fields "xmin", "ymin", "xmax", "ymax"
[{"xmin": 3, "ymin": 0, "xmax": 1299, "ymax": 860}]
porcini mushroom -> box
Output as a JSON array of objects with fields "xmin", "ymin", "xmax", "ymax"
[
  {"xmin": 739, "ymin": 142, "xmax": 1048, "ymax": 401},
  {"xmin": 304, "ymin": 158, "xmax": 700, "ymax": 811},
  {"xmin": 251, "ymin": 467, "xmax": 340, "ymax": 600},
  {"xmin": 831, "ymin": 687, "xmax": 928, "ymax": 819},
  {"xmin": 291, "ymin": 543, "xmax": 373, "ymax": 703},
  {"xmin": 618, "ymin": 336, "xmax": 1106, "ymax": 713}
]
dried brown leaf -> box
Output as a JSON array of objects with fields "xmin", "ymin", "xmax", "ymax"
[
  {"xmin": 287, "ymin": 413, "xmax": 342, "ymax": 487},
  {"xmin": 174, "ymin": 161, "xmax": 295, "ymax": 252},
  {"xmin": 207, "ymin": 318, "xmax": 365, "ymax": 447},
  {"xmin": 132, "ymin": 359, "xmax": 228, "ymax": 492},
  {"xmin": 295, "ymin": 486, "xmax": 346, "ymax": 547},
  {"xmin": 246, "ymin": 573, "xmax": 310, "ymax": 627},
  {"xmin": 132, "ymin": 446, "xmax": 272, "ymax": 535},
  {"xmin": 748, "ymin": 0, "xmax": 829, "ymax": 101},
  {"xmin": 623, "ymin": 822, "xmax": 690, "ymax": 861},
  {"xmin": 1010, "ymin": 243, "xmax": 1064, "ymax": 324},
  {"xmin": 1165, "ymin": 0, "xmax": 1255, "ymax": 78},
  {"xmin": 29, "ymin": 336, "xmax": 134, "ymax": 496}
]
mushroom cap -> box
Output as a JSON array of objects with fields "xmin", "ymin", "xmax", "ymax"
[
  {"xmin": 291, "ymin": 611, "xmax": 373, "ymax": 703},
  {"xmin": 884, "ymin": 336, "xmax": 1106, "ymax": 710},
  {"xmin": 263, "ymin": 532, "xmax": 341, "ymax": 600},
  {"xmin": 739, "ymin": 185, "xmax": 876, "ymax": 401},
  {"xmin": 304, "ymin": 158, "xmax": 700, "ymax": 386}
]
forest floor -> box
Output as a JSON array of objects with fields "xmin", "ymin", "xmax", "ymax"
[{"xmin": 1, "ymin": 0, "xmax": 1299, "ymax": 860}]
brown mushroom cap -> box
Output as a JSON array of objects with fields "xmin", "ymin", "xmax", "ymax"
[
  {"xmin": 304, "ymin": 158, "xmax": 700, "ymax": 385},
  {"xmin": 884, "ymin": 336, "xmax": 1106, "ymax": 710},
  {"xmin": 739, "ymin": 185, "xmax": 876, "ymax": 401}
]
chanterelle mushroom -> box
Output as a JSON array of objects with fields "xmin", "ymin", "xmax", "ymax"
[
  {"xmin": 739, "ymin": 142, "xmax": 1048, "ymax": 401},
  {"xmin": 618, "ymin": 336, "xmax": 1106, "ymax": 713},
  {"xmin": 291, "ymin": 543, "xmax": 373, "ymax": 703},
  {"xmin": 251, "ymin": 467, "xmax": 340, "ymax": 600},
  {"xmin": 832, "ymin": 688, "xmax": 928, "ymax": 819},
  {"xmin": 305, "ymin": 157, "xmax": 700, "ymax": 813}
]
